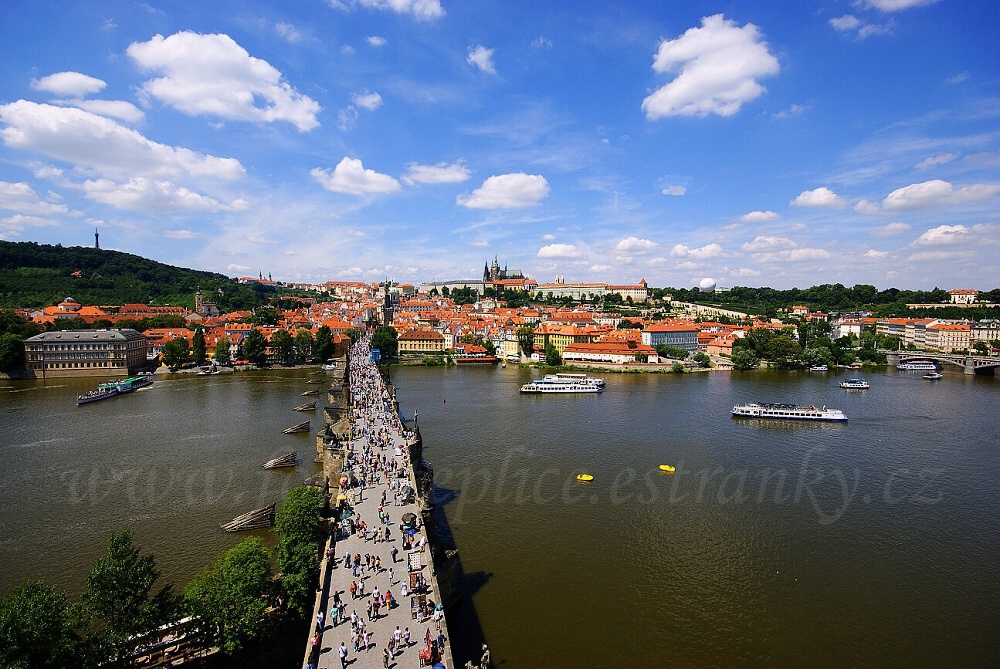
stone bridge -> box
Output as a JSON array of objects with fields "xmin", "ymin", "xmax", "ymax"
[{"xmin": 885, "ymin": 351, "xmax": 999, "ymax": 375}]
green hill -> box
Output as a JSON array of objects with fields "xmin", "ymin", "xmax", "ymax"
[{"xmin": 0, "ymin": 241, "xmax": 272, "ymax": 310}]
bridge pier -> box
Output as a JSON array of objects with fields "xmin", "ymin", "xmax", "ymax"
[
  {"xmin": 886, "ymin": 352, "xmax": 900, "ymax": 368},
  {"xmin": 965, "ymin": 356, "xmax": 977, "ymax": 375}
]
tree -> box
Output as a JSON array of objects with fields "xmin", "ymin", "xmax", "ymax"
[
  {"xmin": 654, "ymin": 344, "xmax": 689, "ymax": 360},
  {"xmin": 371, "ymin": 326, "xmax": 398, "ymax": 359},
  {"xmin": 250, "ymin": 306, "xmax": 278, "ymax": 326},
  {"xmin": 294, "ymin": 329, "xmax": 314, "ymax": 363},
  {"xmin": 314, "ymin": 325, "xmax": 333, "ymax": 362},
  {"xmin": 973, "ymin": 340, "xmax": 989, "ymax": 355},
  {"xmin": 274, "ymin": 486, "xmax": 325, "ymax": 617},
  {"xmin": 183, "ymin": 537, "xmax": 273, "ymax": 655},
  {"xmin": 82, "ymin": 528, "xmax": 175, "ymax": 667},
  {"xmin": 692, "ymin": 352, "xmax": 712, "ymax": 368},
  {"xmin": 271, "ymin": 329, "xmax": 294, "ymax": 365},
  {"xmin": 242, "ymin": 329, "xmax": 268, "ymax": 366},
  {"xmin": 731, "ymin": 348, "xmax": 760, "ymax": 370},
  {"xmin": 0, "ymin": 580, "xmax": 83, "ymax": 669},
  {"xmin": 161, "ymin": 337, "xmax": 190, "ymax": 370},
  {"xmin": 191, "ymin": 328, "xmax": 207, "ymax": 366},
  {"xmin": 0, "ymin": 332, "xmax": 25, "ymax": 372},
  {"xmin": 516, "ymin": 325, "xmax": 535, "ymax": 357},
  {"xmin": 671, "ymin": 361, "xmax": 685, "ymax": 373},
  {"xmin": 213, "ymin": 335, "xmax": 231, "ymax": 364},
  {"xmin": 543, "ymin": 343, "xmax": 562, "ymax": 366}
]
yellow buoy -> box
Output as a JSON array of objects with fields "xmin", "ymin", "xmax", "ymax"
[
  {"xmin": 576, "ymin": 474, "xmax": 594, "ymax": 482},
  {"xmin": 658, "ymin": 464, "xmax": 675, "ymax": 473}
]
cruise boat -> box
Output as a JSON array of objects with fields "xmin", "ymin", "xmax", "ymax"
[
  {"xmin": 923, "ymin": 372, "xmax": 943, "ymax": 380},
  {"xmin": 520, "ymin": 380, "xmax": 602, "ymax": 394},
  {"xmin": 541, "ymin": 372, "xmax": 605, "ymax": 387},
  {"xmin": 732, "ymin": 402, "xmax": 847, "ymax": 422},
  {"xmin": 839, "ymin": 378, "xmax": 869, "ymax": 389},
  {"xmin": 897, "ymin": 361, "xmax": 938, "ymax": 371},
  {"xmin": 77, "ymin": 376, "xmax": 154, "ymax": 405}
]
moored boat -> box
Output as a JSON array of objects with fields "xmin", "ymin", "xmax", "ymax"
[
  {"xmin": 923, "ymin": 372, "xmax": 943, "ymax": 380},
  {"xmin": 732, "ymin": 402, "xmax": 847, "ymax": 422},
  {"xmin": 839, "ymin": 378, "xmax": 869, "ymax": 389},
  {"xmin": 809, "ymin": 365, "xmax": 829, "ymax": 372}
]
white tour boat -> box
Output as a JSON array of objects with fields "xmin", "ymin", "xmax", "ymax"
[
  {"xmin": 732, "ymin": 402, "xmax": 848, "ymax": 422},
  {"xmin": 540, "ymin": 372, "xmax": 606, "ymax": 387},
  {"xmin": 839, "ymin": 378, "xmax": 869, "ymax": 389},
  {"xmin": 521, "ymin": 380, "xmax": 602, "ymax": 394},
  {"xmin": 897, "ymin": 362, "xmax": 938, "ymax": 371}
]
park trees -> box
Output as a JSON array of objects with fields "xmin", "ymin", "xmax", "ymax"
[
  {"xmin": 274, "ymin": 486, "xmax": 325, "ymax": 618},
  {"xmin": 731, "ymin": 348, "xmax": 761, "ymax": 370},
  {"xmin": 0, "ymin": 580, "xmax": 83, "ymax": 669},
  {"xmin": 81, "ymin": 528, "xmax": 175, "ymax": 667},
  {"xmin": 271, "ymin": 329, "xmax": 294, "ymax": 365},
  {"xmin": 161, "ymin": 336, "xmax": 190, "ymax": 370},
  {"xmin": 294, "ymin": 328, "xmax": 313, "ymax": 363},
  {"xmin": 191, "ymin": 327, "xmax": 207, "ymax": 366},
  {"xmin": 183, "ymin": 537, "xmax": 274, "ymax": 655},
  {"xmin": 241, "ymin": 329, "xmax": 268, "ymax": 366},
  {"xmin": 213, "ymin": 335, "xmax": 231, "ymax": 364},
  {"xmin": 314, "ymin": 325, "xmax": 334, "ymax": 362},
  {"xmin": 371, "ymin": 326, "xmax": 398, "ymax": 359}
]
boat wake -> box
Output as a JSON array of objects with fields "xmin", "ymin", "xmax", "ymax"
[{"xmin": 8, "ymin": 437, "xmax": 73, "ymax": 449}]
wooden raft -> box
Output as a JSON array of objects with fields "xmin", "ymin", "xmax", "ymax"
[
  {"xmin": 263, "ymin": 451, "xmax": 297, "ymax": 469},
  {"xmin": 292, "ymin": 401, "xmax": 316, "ymax": 411},
  {"xmin": 283, "ymin": 420, "xmax": 310, "ymax": 434},
  {"xmin": 221, "ymin": 503, "xmax": 275, "ymax": 532}
]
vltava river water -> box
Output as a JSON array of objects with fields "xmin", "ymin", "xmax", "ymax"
[
  {"xmin": 390, "ymin": 365, "xmax": 999, "ymax": 668},
  {"xmin": 1, "ymin": 364, "xmax": 997, "ymax": 667}
]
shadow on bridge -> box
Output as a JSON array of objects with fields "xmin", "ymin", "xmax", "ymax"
[{"xmin": 433, "ymin": 484, "xmax": 493, "ymax": 667}]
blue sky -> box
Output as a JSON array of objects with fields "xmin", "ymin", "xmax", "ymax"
[{"xmin": 1, "ymin": 0, "xmax": 997, "ymax": 291}]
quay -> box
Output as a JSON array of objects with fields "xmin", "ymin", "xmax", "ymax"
[{"xmin": 302, "ymin": 336, "xmax": 459, "ymax": 669}]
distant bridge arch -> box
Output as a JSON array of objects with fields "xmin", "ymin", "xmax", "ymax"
[{"xmin": 884, "ymin": 351, "xmax": 999, "ymax": 375}]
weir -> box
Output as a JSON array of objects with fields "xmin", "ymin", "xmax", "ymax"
[{"xmin": 302, "ymin": 347, "xmax": 458, "ymax": 669}]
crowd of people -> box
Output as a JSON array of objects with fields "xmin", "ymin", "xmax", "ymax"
[{"xmin": 308, "ymin": 333, "xmax": 450, "ymax": 669}]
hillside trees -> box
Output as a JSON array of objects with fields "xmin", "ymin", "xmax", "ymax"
[{"xmin": 274, "ymin": 486, "xmax": 325, "ymax": 617}]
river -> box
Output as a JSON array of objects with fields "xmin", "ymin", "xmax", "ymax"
[{"xmin": 1, "ymin": 365, "xmax": 997, "ymax": 667}]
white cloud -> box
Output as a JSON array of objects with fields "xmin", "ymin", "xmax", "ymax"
[
  {"xmin": 661, "ymin": 185, "xmax": 686, "ymax": 196},
  {"xmin": 739, "ymin": 210, "xmax": 780, "ymax": 223},
  {"xmin": 0, "ymin": 181, "xmax": 72, "ymax": 215},
  {"xmin": 790, "ymin": 186, "xmax": 848, "ymax": 208},
  {"xmin": 752, "ymin": 248, "xmax": 833, "ymax": 262},
  {"xmin": 945, "ymin": 72, "xmax": 969, "ymax": 85},
  {"xmin": 275, "ymin": 22, "xmax": 305, "ymax": 43},
  {"xmin": 537, "ymin": 243, "xmax": 580, "ymax": 259},
  {"xmin": 920, "ymin": 154, "xmax": 963, "ymax": 174},
  {"xmin": 670, "ymin": 242, "xmax": 725, "ymax": 258},
  {"xmin": 772, "ymin": 103, "xmax": 805, "ymax": 119},
  {"xmin": 127, "ymin": 31, "xmax": 321, "ymax": 132},
  {"xmin": 864, "ymin": 249, "xmax": 889, "ymax": 258},
  {"xmin": 829, "ymin": 15, "xmax": 861, "ymax": 31},
  {"xmin": 1, "ymin": 213, "xmax": 62, "ymax": 238},
  {"xmin": 730, "ymin": 268, "xmax": 761, "ymax": 278},
  {"xmin": 742, "ymin": 235, "xmax": 794, "ymax": 251},
  {"xmin": 337, "ymin": 106, "xmax": 359, "ymax": 131},
  {"xmin": 457, "ymin": 173, "xmax": 549, "ymax": 209},
  {"xmin": 914, "ymin": 224, "xmax": 968, "ymax": 245},
  {"xmin": 57, "ymin": 99, "xmax": 145, "ymax": 123},
  {"xmin": 882, "ymin": 179, "xmax": 1000, "ymax": 211},
  {"xmin": 227, "ymin": 263, "xmax": 251, "ymax": 272},
  {"xmin": 541, "ymin": 233, "xmax": 555, "ymax": 241},
  {"xmin": 311, "ymin": 157, "xmax": 401, "ymax": 195},
  {"xmin": 641, "ymin": 14, "xmax": 779, "ymax": 119},
  {"xmin": 859, "ymin": 0, "xmax": 938, "ymax": 12},
  {"xmin": 0, "ymin": 101, "xmax": 244, "ymax": 180},
  {"xmin": 614, "ymin": 237, "xmax": 658, "ymax": 254},
  {"xmin": 31, "ymin": 72, "xmax": 106, "ymax": 97},
  {"xmin": 467, "ymin": 45, "xmax": 496, "ymax": 75},
  {"xmin": 164, "ymin": 229, "xmax": 198, "ymax": 239},
  {"xmin": 470, "ymin": 240, "xmax": 488, "ymax": 247},
  {"xmin": 532, "ymin": 36, "xmax": 553, "ymax": 49},
  {"xmin": 354, "ymin": 0, "xmax": 444, "ymax": 20},
  {"xmin": 367, "ymin": 36, "xmax": 387, "ymax": 46},
  {"xmin": 870, "ymin": 221, "xmax": 910, "ymax": 237},
  {"xmin": 352, "ymin": 91, "xmax": 383, "ymax": 110},
  {"xmin": 81, "ymin": 177, "xmax": 248, "ymax": 212},
  {"xmin": 854, "ymin": 198, "xmax": 881, "ymax": 215},
  {"xmin": 401, "ymin": 161, "xmax": 470, "ymax": 185}
]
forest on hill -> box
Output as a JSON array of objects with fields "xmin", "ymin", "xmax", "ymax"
[{"xmin": 0, "ymin": 241, "xmax": 272, "ymax": 310}]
